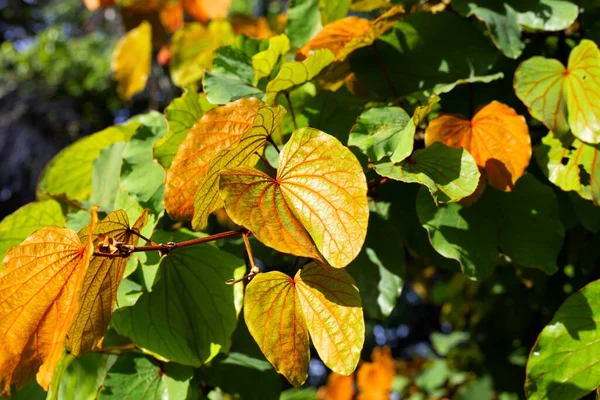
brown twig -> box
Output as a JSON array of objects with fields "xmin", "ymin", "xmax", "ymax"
[
  {"xmin": 284, "ymin": 91, "xmax": 298, "ymax": 130},
  {"xmin": 92, "ymin": 344, "xmax": 138, "ymax": 354}
]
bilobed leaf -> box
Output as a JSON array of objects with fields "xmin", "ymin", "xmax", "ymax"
[
  {"xmin": 67, "ymin": 210, "xmax": 148, "ymax": 356},
  {"xmin": 526, "ymin": 279, "xmax": 600, "ymax": 400},
  {"xmin": 111, "ymin": 21, "xmax": 151, "ymax": 100},
  {"xmin": 265, "ymin": 49, "xmax": 335, "ymax": 104},
  {"xmin": 38, "ymin": 123, "xmax": 138, "ymax": 201},
  {"xmin": 113, "ymin": 230, "xmax": 245, "ymax": 366},
  {"xmin": 252, "ymin": 34, "xmax": 290, "ymax": 85},
  {"xmin": 515, "ymin": 39, "xmax": 600, "ymax": 144},
  {"xmin": 0, "ymin": 208, "xmax": 98, "ymax": 396},
  {"xmin": 295, "ymin": 262, "xmax": 364, "ymax": 375},
  {"xmin": 192, "ymin": 105, "xmax": 286, "ymax": 230},
  {"xmin": 0, "ymin": 200, "xmax": 65, "ymax": 262},
  {"xmin": 349, "ymin": 95, "xmax": 439, "ymax": 163},
  {"xmin": 220, "ymin": 128, "xmax": 369, "ymax": 268},
  {"xmin": 244, "ymin": 262, "xmax": 364, "ymax": 386},
  {"xmin": 244, "ymin": 272, "xmax": 310, "ymax": 387},
  {"xmin": 170, "ymin": 21, "xmax": 235, "ymax": 87},
  {"xmin": 164, "ymin": 97, "xmax": 264, "ymax": 220},
  {"xmin": 425, "ymin": 101, "xmax": 531, "ymax": 191},
  {"xmin": 182, "ymin": 0, "xmax": 231, "ymax": 23},
  {"xmin": 155, "ymin": 87, "xmax": 214, "ymax": 169},
  {"xmin": 375, "ymin": 142, "xmax": 481, "ymax": 204}
]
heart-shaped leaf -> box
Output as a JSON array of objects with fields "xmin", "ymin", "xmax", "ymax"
[
  {"xmin": 374, "ymin": 142, "xmax": 480, "ymax": 204},
  {"xmin": 244, "ymin": 262, "xmax": 364, "ymax": 386},
  {"xmin": 67, "ymin": 210, "xmax": 148, "ymax": 356},
  {"xmin": 425, "ymin": 101, "xmax": 531, "ymax": 191},
  {"xmin": 111, "ymin": 21, "xmax": 152, "ymax": 100},
  {"xmin": 265, "ymin": 49, "xmax": 335, "ymax": 104},
  {"xmin": 252, "ymin": 34, "xmax": 290, "ymax": 85},
  {"xmin": 164, "ymin": 97, "xmax": 264, "ymax": 220},
  {"xmin": 0, "ymin": 208, "xmax": 98, "ymax": 396},
  {"xmin": 515, "ymin": 39, "xmax": 600, "ymax": 143},
  {"xmin": 192, "ymin": 105, "xmax": 286, "ymax": 230},
  {"xmin": 220, "ymin": 128, "xmax": 369, "ymax": 268}
]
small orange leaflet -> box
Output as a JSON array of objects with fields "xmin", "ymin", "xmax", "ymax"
[
  {"xmin": 182, "ymin": 0, "xmax": 231, "ymax": 23},
  {"xmin": 425, "ymin": 101, "xmax": 531, "ymax": 191},
  {"xmin": 0, "ymin": 207, "xmax": 98, "ymax": 396}
]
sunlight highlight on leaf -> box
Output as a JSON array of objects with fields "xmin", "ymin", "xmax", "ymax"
[
  {"xmin": 252, "ymin": 34, "xmax": 290, "ymax": 85},
  {"xmin": 111, "ymin": 21, "xmax": 152, "ymax": 100},
  {"xmin": 182, "ymin": 0, "xmax": 231, "ymax": 23}
]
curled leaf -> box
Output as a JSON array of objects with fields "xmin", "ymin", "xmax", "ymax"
[{"xmin": 111, "ymin": 21, "xmax": 152, "ymax": 100}]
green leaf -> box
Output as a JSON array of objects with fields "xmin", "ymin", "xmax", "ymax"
[
  {"xmin": 154, "ymin": 87, "xmax": 214, "ymax": 169},
  {"xmin": 252, "ymin": 34, "xmax": 290, "ymax": 85},
  {"xmin": 102, "ymin": 354, "xmax": 193, "ymax": 399},
  {"xmin": 526, "ymin": 279, "xmax": 600, "ymax": 400},
  {"xmin": 349, "ymin": 95, "xmax": 439, "ymax": 163},
  {"xmin": 416, "ymin": 187, "xmax": 499, "ymax": 280},
  {"xmin": 55, "ymin": 353, "xmax": 117, "ymax": 400},
  {"xmin": 265, "ymin": 49, "xmax": 335, "ymax": 104},
  {"xmin": 113, "ymin": 230, "xmax": 245, "ymax": 366},
  {"xmin": 287, "ymin": 0, "xmax": 322, "ymax": 48},
  {"xmin": 319, "ymin": 0, "xmax": 351, "ymax": 24},
  {"xmin": 570, "ymin": 193, "xmax": 600, "ymax": 233},
  {"xmin": 430, "ymin": 332, "xmax": 470, "ymax": 356},
  {"xmin": 374, "ymin": 142, "xmax": 481, "ymax": 204},
  {"xmin": 0, "ymin": 199, "xmax": 65, "ymax": 262},
  {"xmin": 90, "ymin": 142, "xmax": 126, "ymax": 211},
  {"xmin": 204, "ymin": 46, "xmax": 265, "ymax": 105},
  {"xmin": 37, "ymin": 123, "xmax": 138, "ymax": 201},
  {"xmin": 515, "ymin": 0, "xmax": 578, "ymax": 31}
]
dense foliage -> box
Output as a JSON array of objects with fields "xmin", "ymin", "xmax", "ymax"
[{"xmin": 3, "ymin": 0, "xmax": 600, "ymax": 399}]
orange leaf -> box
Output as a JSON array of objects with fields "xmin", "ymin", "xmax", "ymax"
[
  {"xmin": 159, "ymin": 1, "xmax": 184, "ymax": 33},
  {"xmin": 356, "ymin": 347, "xmax": 395, "ymax": 400},
  {"xmin": 425, "ymin": 101, "xmax": 531, "ymax": 191},
  {"xmin": 244, "ymin": 262, "xmax": 364, "ymax": 386},
  {"xmin": 317, "ymin": 372, "xmax": 355, "ymax": 400},
  {"xmin": 182, "ymin": 0, "xmax": 231, "ymax": 23},
  {"xmin": 230, "ymin": 14, "xmax": 275, "ymax": 39},
  {"xmin": 297, "ymin": 6, "xmax": 404, "ymax": 62},
  {"xmin": 83, "ymin": 0, "xmax": 119, "ymax": 11},
  {"xmin": 164, "ymin": 97, "xmax": 264, "ymax": 220},
  {"xmin": 67, "ymin": 210, "xmax": 148, "ymax": 356},
  {"xmin": 220, "ymin": 128, "xmax": 369, "ymax": 268},
  {"xmin": 0, "ymin": 208, "xmax": 98, "ymax": 396}
]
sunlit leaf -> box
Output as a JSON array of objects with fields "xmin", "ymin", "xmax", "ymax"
[
  {"xmin": 425, "ymin": 101, "xmax": 531, "ymax": 191},
  {"xmin": 113, "ymin": 230, "xmax": 245, "ymax": 366},
  {"xmin": 231, "ymin": 14, "xmax": 275, "ymax": 40},
  {"xmin": 318, "ymin": 372, "xmax": 354, "ymax": 400},
  {"xmin": 356, "ymin": 347, "xmax": 395, "ymax": 399},
  {"xmin": 375, "ymin": 142, "xmax": 480, "ymax": 204},
  {"xmin": 182, "ymin": 0, "xmax": 231, "ymax": 23},
  {"xmin": 164, "ymin": 97, "xmax": 264, "ymax": 220},
  {"xmin": 244, "ymin": 271, "xmax": 310, "ymax": 387},
  {"xmin": 155, "ymin": 87, "xmax": 214, "ymax": 169},
  {"xmin": 192, "ymin": 105, "xmax": 286, "ymax": 230},
  {"xmin": 0, "ymin": 200, "xmax": 65, "ymax": 262},
  {"xmin": 287, "ymin": 0, "xmax": 322, "ymax": 48},
  {"xmin": 349, "ymin": 0, "xmax": 392, "ymax": 11},
  {"xmin": 319, "ymin": 0, "xmax": 351, "ymax": 25},
  {"xmin": 244, "ymin": 262, "xmax": 364, "ymax": 386},
  {"xmin": 66, "ymin": 210, "xmax": 148, "ymax": 356},
  {"xmin": 0, "ymin": 208, "xmax": 98, "ymax": 395},
  {"xmin": 170, "ymin": 21, "xmax": 235, "ymax": 87},
  {"xmin": 295, "ymin": 262, "xmax": 364, "ymax": 375},
  {"xmin": 159, "ymin": 0, "xmax": 183, "ymax": 33},
  {"xmin": 111, "ymin": 21, "xmax": 151, "ymax": 100},
  {"xmin": 349, "ymin": 95, "xmax": 439, "ymax": 163},
  {"xmin": 220, "ymin": 128, "xmax": 369, "ymax": 268},
  {"xmin": 526, "ymin": 279, "xmax": 600, "ymax": 400},
  {"xmin": 252, "ymin": 34, "xmax": 290, "ymax": 85},
  {"xmin": 515, "ymin": 39, "xmax": 600, "ymax": 143},
  {"xmin": 265, "ymin": 49, "xmax": 334, "ymax": 104}
]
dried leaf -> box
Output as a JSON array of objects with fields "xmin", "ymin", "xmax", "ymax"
[{"xmin": 111, "ymin": 21, "xmax": 152, "ymax": 100}]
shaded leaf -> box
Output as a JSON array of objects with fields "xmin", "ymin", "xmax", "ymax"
[
  {"xmin": 287, "ymin": 0, "xmax": 322, "ymax": 48},
  {"xmin": 111, "ymin": 21, "xmax": 151, "ymax": 100},
  {"xmin": 526, "ymin": 279, "xmax": 600, "ymax": 400},
  {"xmin": 90, "ymin": 142, "xmax": 127, "ymax": 211},
  {"xmin": 113, "ymin": 230, "xmax": 245, "ymax": 366},
  {"xmin": 220, "ymin": 128, "xmax": 369, "ymax": 268},
  {"xmin": 375, "ymin": 142, "xmax": 481, "ymax": 204},
  {"xmin": 252, "ymin": 34, "xmax": 290, "ymax": 85},
  {"xmin": 164, "ymin": 97, "xmax": 264, "ymax": 220},
  {"xmin": 515, "ymin": 39, "xmax": 600, "ymax": 143},
  {"xmin": 192, "ymin": 105, "xmax": 286, "ymax": 230},
  {"xmin": 155, "ymin": 87, "xmax": 214, "ymax": 169},
  {"xmin": 0, "ymin": 208, "xmax": 98, "ymax": 395},
  {"xmin": 0, "ymin": 200, "xmax": 65, "ymax": 262},
  {"xmin": 265, "ymin": 49, "xmax": 335, "ymax": 104},
  {"xmin": 182, "ymin": 0, "xmax": 231, "ymax": 23},
  {"xmin": 67, "ymin": 210, "xmax": 148, "ymax": 356},
  {"xmin": 425, "ymin": 101, "xmax": 531, "ymax": 191}
]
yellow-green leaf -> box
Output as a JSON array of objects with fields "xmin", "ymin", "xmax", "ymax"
[
  {"xmin": 111, "ymin": 21, "xmax": 152, "ymax": 100},
  {"xmin": 220, "ymin": 128, "xmax": 369, "ymax": 268},
  {"xmin": 252, "ymin": 34, "xmax": 290, "ymax": 85},
  {"xmin": 67, "ymin": 210, "xmax": 148, "ymax": 356},
  {"xmin": 164, "ymin": 97, "xmax": 264, "ymax": 220},
  {"xmin": 192, "ymin": 105, "xmax": 286, "ymax": 230},
  {"xmin": 515, "ymin": 39, "xmax": 600, "ymax": 143},
  {"xmin": 265, "ymin": 49, "xmax": 335, "ymax": 104}
]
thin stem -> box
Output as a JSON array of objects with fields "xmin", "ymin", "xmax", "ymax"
[
  {"xmin": 372, "ymin": 41, "xmax": 399, "ymax": 98},
  {"xmin": 267, "ymin": 136, "xmax": 281, "ymax": 153},
  {"xmin": 129, "ymin": 229, "xmax": 157, "ymax": 246},
  {"xmin": 243, "ymin": 232, "xmax": 259, "ymax": 275},
  {"xmin": 256, "ymin": 152, "xmax": 277, "ymax": 175},
  {"xmin": 284, "ymin": 91, "xmax": 298, "ymax": 130},
  {"xmin": 92, "ymin": 344, "xmax": 138, "ymax": 354}
]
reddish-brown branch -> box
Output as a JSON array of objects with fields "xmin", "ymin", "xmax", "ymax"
[{"xmin": 372, "ymin": 41, "xmax": 399, "ymax": 99}]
